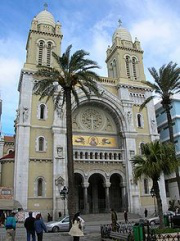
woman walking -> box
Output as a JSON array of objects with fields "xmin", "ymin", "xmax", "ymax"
[
  {"xmin": 34, "ymin": 214, "xmax": 47, "ymax": 241},
  {"xmin": 69, "ymin": 213, "xmax": 84, "ymax": 241}
]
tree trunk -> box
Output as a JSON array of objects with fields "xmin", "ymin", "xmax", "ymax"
[
  {"xmin": 153, "ymin": 180, "xmax": 164, "ymax": 228},
  {"xmin": 65, "ymin": 88, "xmax": 76, "ymax": 226},
  {"xmin": 163, "ymin": 102, "xmax": 180, "ymax": 197}
]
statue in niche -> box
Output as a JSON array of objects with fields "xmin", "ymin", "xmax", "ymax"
[
  {"xmin": 16, "ymin": 109, "xmax": 20, "ymax": 123},
  {"xmin": 151, "ymin": 119, "xmax": 156, "ymax": 132},
  {"xmin": 23, "ymin": 107, "xmax": 29, "ymax": 122},
  {"xmin": 127, "ymin": 111, "xmax": 132, "ymax": 124},
  {"xmin": 56, "ymin": 106, "xmax": 64, "ymax": 119},
  {"xmin": 57, "ymin": 146, "xmax": 63, "ymax": 158}
]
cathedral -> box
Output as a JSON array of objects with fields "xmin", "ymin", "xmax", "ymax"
[{"xmin": 2, "ymin": 7, "xmax": 168, "ymax": 218}]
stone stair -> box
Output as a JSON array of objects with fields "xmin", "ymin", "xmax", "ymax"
[{"xmin": 81, "ymin": 212, "xmax": 141, "ymax": 224}]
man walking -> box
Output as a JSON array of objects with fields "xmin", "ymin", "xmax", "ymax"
[
  {"xmin": 5, "ymin": 212, "xmax": 16, "ymax": 241},
  {"xmin": 24, "ymin": 212, "xmax": 36, "ymax": 241}
]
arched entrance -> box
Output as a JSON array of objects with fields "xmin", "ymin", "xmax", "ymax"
[
  {"xmin": 88, "ymin": 174, "xmax": 106, "ymax": 213},
  {"xmin": 110, "ymin": 174, "xmax": 122, "ymax": 212},
  {"xmin": 74, "ymin": 173, "xmax": 84, "ymax": 212}
]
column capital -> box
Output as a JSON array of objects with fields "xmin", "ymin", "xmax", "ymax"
[
  {"xmin": 103, "ymin": 182, "xmax": 111, "ymax": 188},
  {"xmin": 82, "ymin": 182, "xmax": 89, "ymax": 188}
]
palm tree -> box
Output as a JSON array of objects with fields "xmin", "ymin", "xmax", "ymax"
[
  {"xmin": 140, "ymin": 62, "xmax": 180, "ymax": 196},
  {"xmin": 33, "ymin": 45, "xmax": 101, "ymax": 222},
  {"xmin": 131, "ymin": 141, "xmax": 179, "ymax": 228}
]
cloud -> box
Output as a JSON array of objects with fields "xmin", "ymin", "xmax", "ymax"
[{"xmin": 0, "ymin": 37, "xmax": 24, "ymax": 134}]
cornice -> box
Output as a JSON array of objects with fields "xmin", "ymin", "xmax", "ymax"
[
  {"xmin": 30, "ymin": 30, "xmax": 63, "ymax": 38},
  {"xmin": 29, "ymin": 158, "xmax": 53, "ymax": 163},
  {"xmin": 106, "ymin": 45, "xmax": 143, "ymax": 62},
  {"xmin": 117, "ymin": 83, "xmax": 152, "ymax": 92}
]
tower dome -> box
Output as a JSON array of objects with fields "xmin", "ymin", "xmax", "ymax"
[
  {"xmin": 36, "ymin": 9, "xmax": 55, "ymax": 28},
  {"xmin": 112, "ymin": 20, "xmax": 132, "ymax": 42}
]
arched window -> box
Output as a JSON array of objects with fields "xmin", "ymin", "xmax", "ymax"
[
  {"xmin": 137, "ymin": 114, "xmax": 143, "ymax": 128},
  {"xmin": 40, "ymin": 104, "xmax": 45, "ymax": 119},
  {"xmin": 125, "ymin": 56, "xmax": 130, "ymax": 78},
  {"xmin": 144, "ymin": 178, "xmax": 149, "ymax": 194},
  {"xmin": 38, "ymin": 40, "xmax": 44, "ymax": 66},
  {"xmin": 100, "ymin": 153, "xmax": 103, "ymax": 159},
  {"xmin": 38, "ymin": 137, "xmax": 44, "ymax": 151},
  {"xmin": 37, "ymin": 178, "xmax": 43, "ymax": 196},
  {"xmin": 90, "ymin": 152, "xmax": 93, "ymax": 159},
  {"xmin": 132, "ymin": 57, "xmax": 137, "ymax": 80},
  {"xmin": 47, "ymin": 41, "xmax": 52, "ymax": 67}
]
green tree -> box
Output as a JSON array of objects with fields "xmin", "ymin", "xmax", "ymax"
[
  {"xmin": 140, "ymin": 62, "xmax": 180, "ymax": 196},
  {"xmin": 131, "ymin": 141, "xmax": 179, "ymax": 228},
  {"xmin": 33, "ymin": 45, "xmax": 101, "ymax": 222}
]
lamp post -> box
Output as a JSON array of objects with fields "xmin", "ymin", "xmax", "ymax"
[
  {"xmin": 150, "ymin": 187, "xmax": 157, "ymax": 216},
  {"xmin": 60, "ymin": 186, "xmax": 68, "ymax": 217}
]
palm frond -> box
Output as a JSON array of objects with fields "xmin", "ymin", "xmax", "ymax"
[{"xmin": 139, "ymin": 96, "xmax": 154, "ymax": 111}]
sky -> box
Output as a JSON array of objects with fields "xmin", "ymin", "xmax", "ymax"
[{"xmin": 0, "ymin": 0, "xmax": 180, "ymax": 135}]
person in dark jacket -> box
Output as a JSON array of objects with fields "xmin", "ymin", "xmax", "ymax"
[
  {"xmin": 34, "ymin": 214, "xmax": 47, "ymax": 241},
  {"xmin": 24, "ymin": 212, "xmax": 36, "ymax": 241}
]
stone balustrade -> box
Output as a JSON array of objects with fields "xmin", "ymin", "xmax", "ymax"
[{"xmin": 73, "ymin": 149, "xmax": 124, "ymax": 162}]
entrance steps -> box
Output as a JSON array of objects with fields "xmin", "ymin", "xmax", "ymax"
[{"xmin": 81, "ymin": 212, "xmax": 141, "ymax": 224}]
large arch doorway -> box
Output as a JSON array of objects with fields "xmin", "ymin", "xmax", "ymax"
[
  {"xmin": 88, "ymin": 174, "xmax": 106, "ymax": 213},
  {"xmin": 74, "ymin": 173, "xmax": 84, "ymax": 212},
  {"xmin": 110, "ymin": 174, "xmax": 122, "ymax": 212}
]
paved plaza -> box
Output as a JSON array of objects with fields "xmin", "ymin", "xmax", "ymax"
[{"xmin": 0, "ymin": 212, "xmax": 140, "ymax": 241}]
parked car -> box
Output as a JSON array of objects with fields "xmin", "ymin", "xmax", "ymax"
[
  {"xmin": 46, "ymin": 216, "xmax": 85, "ymax": 232},
  {"xmin": 147, "ymin": 217, "xmax": 160, "ymax": 225}
]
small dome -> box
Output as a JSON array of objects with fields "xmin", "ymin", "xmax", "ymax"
[
  {"xmin": 36, "ymin": 10, "xmax": 55, "ymax": 27},
  {"xmin": 112, "ymin": 27, "xmax": 132, "ymax": 42}
]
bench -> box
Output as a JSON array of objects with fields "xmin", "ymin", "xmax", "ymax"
[
  {"xmin": 110, "ymin": 231, "xmax": 130, "ymax": 240},
  {"xmin": 101, "ymin": 231, "xmax": 131, "ymax": 241}
]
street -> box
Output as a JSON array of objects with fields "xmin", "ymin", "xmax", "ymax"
[{"xmin": 0, "ymin": 225, "xmax": 101, "ymax": 241}]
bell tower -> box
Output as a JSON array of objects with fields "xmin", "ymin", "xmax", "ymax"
[
  {"xmin": 24, "ymin": 4, "xmax": 63, "ymax": 71},
  {"xmin": 106, "ymin": 20, "xmax": 146, "ymax": 83}
]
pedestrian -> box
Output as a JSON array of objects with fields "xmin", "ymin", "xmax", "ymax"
[
  {"xmin": 24, "ymin": 212, "xmax": 36, "ymax": 241},
  {"xmin": 34, "ymin": 214, "xmax": 47, "ymax": 241},
  {"xmin": 47, "ymin": 213, "xmax": 51, "ymax": 222},
  {"xmin": 111, "ymin": 209, "xmax": 118, "ymax": 231},
  {"xmin": 5, "ymin": 212, "xmax": 16, "ymax": 241},
  {"xmin": 68, "ymin": 213, "xmax": 84, "ymax": 241},
  {"xmin": 124, "ymin": 210, "xmax": 128, "ymax": 223},
  {"xmin": 144, "ymin": 208, "xmax": 148, "ymax": 218}
]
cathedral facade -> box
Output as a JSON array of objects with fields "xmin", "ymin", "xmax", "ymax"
[{"xmin": 10, "ymin": 8, "xmax": 168, "ymax": 218}]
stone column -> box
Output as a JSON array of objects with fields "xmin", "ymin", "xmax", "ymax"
[
  {"xmin": 104, "ymin": 182, "xmax": 111, "ymax": 212},
  {"xmin": 82, "ymin": 182, "xmax": 89, "ymax": 214},
  {"xmin": 120, "ymin": 182, "xmax": 127, "ymax": 210},
  {"xmin": 92, "ymin": 183, "xmax": 98, "ymax": 213}
]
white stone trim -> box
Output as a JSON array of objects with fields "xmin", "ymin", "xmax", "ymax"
[
  {"xmin": 34, "ymin": 176, "xmax": 46, "ymax": 197},
  {"xmin": 35, "ymin": 136, "xmax": 47, "ymax": 152},
  {"xmin": 37, "ymin": 103, "xmax": 48, "ymax": 120}
]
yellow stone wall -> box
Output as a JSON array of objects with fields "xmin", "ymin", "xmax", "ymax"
[
  {"xmin": 27, "ymin": 160, "xmax": 53, "ymax": 210},
  {"xmin": 1, "ymin": 162, "xmax": 14, "ymax": 187}
]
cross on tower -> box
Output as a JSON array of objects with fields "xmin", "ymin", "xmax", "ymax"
[
  {"xmin": 44, "ymin": 3, "xmax": 48, "ymax": 10},
  {"xmin": 118, "ymin": 19, "xmax": 122, "ymax": 27}
]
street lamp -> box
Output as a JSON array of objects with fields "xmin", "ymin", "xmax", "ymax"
[
  {"xmin": 150, "ymin": 187, "xmax": 157, "ymax": 216},
  {"xmin": 60, "ymin": 186, "xmax": 68, "ymax": 217}
]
